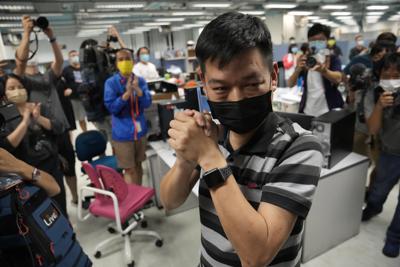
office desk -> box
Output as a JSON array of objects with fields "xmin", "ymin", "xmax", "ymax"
[
  {"xmin": 146, "ymin": 141, "xmax": 198, "ymax": 216},
  {"xmin": 146, "ymin": 141, "xmax": 369, "ymax": 261},
  {"xmin": 302, "ymin": 152, "xmax": 369, "ymax": 262}
]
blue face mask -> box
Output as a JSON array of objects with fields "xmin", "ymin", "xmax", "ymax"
[
  {"xmin": 140, "ymin": 54, "xmax": 150, "ymax": 63},
  {"xmin": 309, "ymin": 40, "xmax": 327, "ymax": 53},
  {"xmin": 291, "ymin": 46, "xmax": 299, "ymax": 54}
]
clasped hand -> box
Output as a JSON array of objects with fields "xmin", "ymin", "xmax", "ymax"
[{"xmin": 168, "ymin": 110, "xmax": 220, "ymax": 166}]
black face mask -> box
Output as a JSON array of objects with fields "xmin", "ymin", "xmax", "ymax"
[{"xmin": 207, "ymin": 91, "xmax": 273, "ymax": 134}]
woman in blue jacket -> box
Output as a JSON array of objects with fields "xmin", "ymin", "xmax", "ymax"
[{"xmin": 104, "ymin": 49, "xmax": 152, "ymax": 184}]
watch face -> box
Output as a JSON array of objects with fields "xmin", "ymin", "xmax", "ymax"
[{"xmin": 204, "ymin": 166, "xmax": 232, "ymax": 189}]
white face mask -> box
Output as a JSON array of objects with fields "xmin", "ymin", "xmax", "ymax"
[
  {"xmin": 379, "ymin": 79, "xmax": 400, "ymax": 92},
  {"xmin": 357, "ymin": 39, "xmax": 364, "ymax": 46}
]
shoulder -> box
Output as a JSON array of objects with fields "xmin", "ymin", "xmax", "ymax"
[
  {"xmin": 105, "ymin": 74, "xmax": 118, "ymax": 87},
  {"xmin": 273, "ymin": 119, "xmax": 323, "ymax": 162}
]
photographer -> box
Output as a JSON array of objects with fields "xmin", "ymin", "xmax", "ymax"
[
  {"xmin": 0, "ymin": 74, "xmax": 67, "ymax": 215},
  {"xmin": 362, "ymin": 52, "xmax": 400, "ymax": 258},
  {"xmin": 14, "ymin": 15, "xmax": 69, "ymax": 134},
  {"xmin": 287, "ymin": 23, "xmax": 343, "ymax": 116}
]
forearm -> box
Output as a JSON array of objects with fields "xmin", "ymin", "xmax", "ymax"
[
  {"xmin": 160, "ymin": 159, "xmax": 198, "ymax": 210},
  {"xmin": 201, "ymin": 154, "xmax": 271, "ymax": 266},
  {"xmin": 6, "ymin": 120, "xmax": 29, "ymax": 147},
  {"xmin": 36, "ymin": 116, "xmax": 52, "ymax": 130},
  {"xmin": 14, "ymin": 32, "xmax": 30, "ymax": 75},
  {"xmin": 19, "ymin": 163, "xmax": 60, "ymax": 196},
  {"xmin": 287, "ymin": 69, "xmax": 300, "ymax": 87},
  {"xmin": 50, "ymin": 40, "xmax": 63, "ymax": 77},
  {"xmin": 367, "ymin": 105, "xmax": 383, "ymax": 135},
  {"xmin": 321, "ymin": 69, "xmax": 342, "ymax": 84}
]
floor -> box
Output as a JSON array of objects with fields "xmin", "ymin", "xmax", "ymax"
[{"xmin": 68, "ymin": 123, "xmax": 400, "ymax": 267}]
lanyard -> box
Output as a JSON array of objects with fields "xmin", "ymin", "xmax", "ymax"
[{"xmin": 130, "ymin": 94, "xmax": 140, "ymax": 140}]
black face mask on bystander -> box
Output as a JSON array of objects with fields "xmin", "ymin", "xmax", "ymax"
[{"xmin": 207, "ymin": 91, "xmax": 273, "ymax": 134}]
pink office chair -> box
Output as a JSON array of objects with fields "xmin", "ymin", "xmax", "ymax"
[{"xmin": 78, "ymin": 164, "xmax": 163, "ymax": 267}]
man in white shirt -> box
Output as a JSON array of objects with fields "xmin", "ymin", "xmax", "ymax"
[
  {"xmin": 133, "ymin": 47, "xmax": 159, "ymax": 81},
  {"xmin": 287, "ymin": 23, "xmax": 343, "ymax": 117}
]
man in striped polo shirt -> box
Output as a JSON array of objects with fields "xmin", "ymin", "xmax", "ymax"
[{"xmin": 161, "ymin": 12, "xmax": 324, "ymax": 267}]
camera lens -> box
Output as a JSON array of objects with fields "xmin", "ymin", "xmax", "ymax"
[
  {"xmin": 306, "ymin": 56, "xmax": 317, "ymax": 68},
  {"xmin": 35, "ymin": 16, "xmax": 49, "ymax": 30}
]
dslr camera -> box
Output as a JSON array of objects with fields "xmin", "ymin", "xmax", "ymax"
[
  {"xmin": 300, "ymin": 43, "xmax": 328, "ymax": 69},
  {"xmin": 33, "ymin": 16, "xmax": 49, "ymax": 30}
]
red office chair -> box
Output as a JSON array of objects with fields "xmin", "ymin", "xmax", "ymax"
[{"xmin": 78, "ymin": 164, "xmax": 163, "ymax": 267}]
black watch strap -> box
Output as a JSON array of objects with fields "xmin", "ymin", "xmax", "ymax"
[{"xmin": 203, "ymin": 166, "xmax": 232, "ymax": 189}]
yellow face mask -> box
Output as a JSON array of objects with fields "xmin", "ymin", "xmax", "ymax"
[{"xmin": 117, "ymin": 60, "xmax": 134, "ymax": 76}]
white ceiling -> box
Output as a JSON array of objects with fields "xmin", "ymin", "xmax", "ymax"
[{"xmin": 0, "ymin": 1, "xmax": 399, "ymax": 37}]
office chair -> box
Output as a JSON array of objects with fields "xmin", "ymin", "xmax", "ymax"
[
  {"xmin": 75, "ymin": 130, "xmax": 119, "ymax": 171},
  {"xmin": 78, "ymin": 164, "xmax": 163, "ymax": 267}
]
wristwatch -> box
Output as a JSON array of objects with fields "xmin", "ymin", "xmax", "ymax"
[
  {"xmin": 49, "ymin": 37, "xmax": 57, "ymax": 43},
  {"xmin": 203, "ymin": 166, "xmax": 232, "ymax": 189},
  {"xmin": 32, "ymin": 168, "xmax": 41, "ymax": 183}
]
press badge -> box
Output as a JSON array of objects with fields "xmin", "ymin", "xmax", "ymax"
[{"xmin": 135, "ymin": 121, "xmax": 142, "ymax": 133}]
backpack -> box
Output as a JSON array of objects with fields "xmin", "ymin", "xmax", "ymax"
[{"xmin": 0, "ymin": 177, "xmax": 91, "ymax": 267}]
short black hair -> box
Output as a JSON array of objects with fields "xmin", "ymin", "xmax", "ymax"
[
  {"xmin": 195, "ymin": 11, "xmax": 273, "ymax": 72},
  {"xmin": 381, "ymin": 52, "xmax": 400, "ymax": 74},
  {"xmin": 308, "ymin": 23, "xmax": 331, "ymax": 39},
  {"xmin": 136, "ymin": 47, "xmax": 150, "ymax": 59},
  {"xmin": 0, "ymin": 73, "xmax": 30, "ymax": 99},
  {"xmin": 377, "ymin": 32, "xmax": 397, "ymax": 44}
]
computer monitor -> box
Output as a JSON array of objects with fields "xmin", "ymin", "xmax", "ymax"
[
  {"xmin": 157, "ymin": 99, "xmax": 189, "ymax": 141},
  {"xmin": 184, "ymin": 87, "xmax": 210, "ymax": 112},
  {"xmin": 275, "ymin": 111, "xmax": 314, "ymax": 130}
]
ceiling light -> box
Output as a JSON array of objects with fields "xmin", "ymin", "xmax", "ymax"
[
  {"xmin": 86, "ymin": 13, "xmax": 131, "ymax": 18},
  {"xmin": 84, "ymin": 20, "xmax": 120, "ymax": 25},
  {"xmin": 0, "ymin": 16, "xmax": 20, "ymax": 20},
  {"xmin": 366, "ymin": 16, "xmax": 380, "ymax": 19},
  {"xmin": 195, "ymin": 20, "xmax": 210, "ymax": 25},
  {"xmin": 336, "ymin": 16, "xmax": 353, "ymax": 20},
  {"xmin": 366, "ymin": 5, "xmax": 389, "ymax": 10},
  {"xmin": 81, "ymin": 25, "xmax": 112, "ymax": 29},
  {"xmin": 143, "ymin": 22, "xmax": 170, "ymax": 26},
  {"xmin": 367, "ymin": 12, "xmax": 384, "ymax": 16},
  {"xmin": 0, "ymin": 4, "xmax": 34, "ymax": 11},
  {"xmin": 264, "ymin": 3, "xmax": 297, "ymax": 9},
  {"xmin": 39, "ymin": 13, "xmax": 64, "ymax": 17},
  {"xmin": 95, "ymin": 3, "xmax": 145, "ymax": 9},
  {"xmin": 155, "ymin": 18, "xmax": 185, "ymax": 22},
  {"xmin": 388, "ymin": 15, "xmax": 400, "ymax": 21},
  {"xmin": 321, "ymin": 5, "xmax": 347, "ymax": 10},
  {"xmin": 0, "ymin": 23, "xmax": 21, "ymax": 28},
  {"xmin": 331, "ymin": 11, "xmax": 351, "ymax": 16},
  {"xmin": 240, "ymin": 11, "xmax": 265, "ymax": 15},
  {"xmin": 183, "ymin": 24, "xmax": 203, "ymax": 28},
  {"xmin": 192, "ymin": 3, "xmax": 231, "ymax": 8},
  {"xmin": 288, "ymin": 11, "xmax": 313, "ymax": 16},
  {"xmin": 308, "ymin": 16, "xmax": 320, "ymax": 20},
  {"xmin": 172, "ymin": 11, "xmax": 205, "ymax": 16},
  {"xmin": 171, "ymin": 26, "xmax": 186, "ymax": 31}
]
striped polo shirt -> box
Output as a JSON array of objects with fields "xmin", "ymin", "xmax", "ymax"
[{"xmin": 199, "ymin": 112, "xmax": 323, "ymax": 267}]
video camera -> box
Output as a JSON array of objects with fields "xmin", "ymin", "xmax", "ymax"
[{"xmin": 349, "ymin": 63, "xmax": 373, "ymax": 92}]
